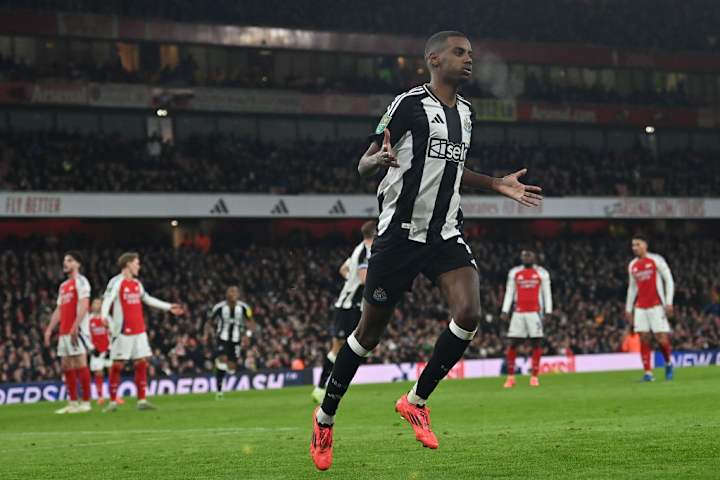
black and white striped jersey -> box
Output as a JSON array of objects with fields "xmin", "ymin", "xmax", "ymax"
[
  {"xmin": 334, "ymin": 241, "xmax": 371, "ymax": 310},
  {"xmin": 370, "ymin": 84, "xmax": 474, "ymax": 245},
  {"xmin": 208, "ymin": 301, "xmax": 252, "ymax": 343}
]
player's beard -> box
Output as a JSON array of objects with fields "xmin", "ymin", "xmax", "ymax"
[{"xmin": 452, "ymin": 70, "xmax": 471, "ymax": 87}]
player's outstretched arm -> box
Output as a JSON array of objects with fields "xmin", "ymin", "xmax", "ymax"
[
  {"xmin": 358, "ymin": 128, "xmax": 399, "ymax": 178},
  {"xmin": 462, "ymin": 168, "xmax": 543, "ymax": 207},
  {"xmin": 143, "ymin": 293, "xmax": 184, "ymax": 315},
  {"xmin": 139, "ymin": 281, "xmax": 184, "ymax": 315}
]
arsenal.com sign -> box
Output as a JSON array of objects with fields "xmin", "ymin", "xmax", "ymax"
[{"xmin": 1, "ymin": 193, "xmax": 718, "ymax": 219}]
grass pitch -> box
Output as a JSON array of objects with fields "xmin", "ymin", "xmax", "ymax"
[{"xmin": 2, "ymin": 368, "xmax": 719, "ymax": 479}]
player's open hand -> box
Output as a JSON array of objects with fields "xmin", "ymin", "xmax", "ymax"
[
  {"xmin": 375, "ymin": 128, "xmax": 399, "ymax": 169},
  {"xmin": 500, "ymin": 312, "xmax": 509, "ymax": 322},
  {"xmin": 169, "ymin": 304, "xmax": 185, "ymax": 316},
  {"xmin": 665, "ymin": 305, "xmax": 674, "ymax": 318},
  {"xmin": 43, "ymin": 329, "xmax": 52, "ymax": 347},
  {"xmin": 494, "ymin": 169, "xmax": 543, "ymax": 207},
  {"xmin": 624, "ymin": 311, "xmax": 633, "ymax": 325}
]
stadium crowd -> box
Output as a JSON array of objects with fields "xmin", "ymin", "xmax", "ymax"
[
  {"xmin": 0, "ymin": 53, "xmax": 700, "ymax": 107},
  {"xmin": 2, "ymin": 131, "xmax": 718, "ymax": 197},
  {"xmin": 4, "ymin": 0, "xmax": 719, "ymax": 52},
  {"xmin": 1, "ymin": 235, "xmax": 719, "ymax": 384}
]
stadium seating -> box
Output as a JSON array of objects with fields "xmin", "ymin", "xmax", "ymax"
[
  {"xmin": 1, "ymin": 235, "xmax": 718, "ymax": 383},
  {"xmin": 1, "ymin": 131, "xmax": 718, "ymax": 196},
  {"xmin": 6, "ymin": 0, "xmax": 720, "ymax": 52},
  {"xmin": 0, "ymin": 53, "xmax": 701, "ymax": 107}
]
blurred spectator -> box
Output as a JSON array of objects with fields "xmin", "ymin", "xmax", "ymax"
[
  {"xmin": 1, "ymin": 234, "xmax": 719, "ymax": 383},
  {"xmin": 0, "ymin": 51, "xmax": 707, "ymax": 107},
  {"xmin": 3, "ymin": 0, "xmax": 719, "ymax": 52},
  {"xmin": 0, "ymin": 131, "xmax": 718, "ymax": 196}
]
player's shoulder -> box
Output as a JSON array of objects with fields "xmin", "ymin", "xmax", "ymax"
[
  {"xmin": 508, "ymin": 265, "xmax": 523, "ymax": 276},
  {"xmin": 353, "ymin": 241, "xmax": 367, "ymax": 255},
  {"xmin": 212, "ymin": 300, "xmax": 226, "ymax": 311},
  {"xmin": 75, "ymin": 274, "xmax": 91, "ymax": 292},
  {"xmin": 628, "ymin": 257, "xmax": 640, "ymax": 268},
  {"xmin": 646, "ymin": 252, "xmax": 668, "ymax": 265},
  {"xmin": 456, "ymin": 93, "xmax": 472, "ymax": 108},
  {"xmin": 107, "ymin": 273, "xmax": 123, "ymax": 286},
  {"xmin": 535, "ymin": 266, "xmax": 550, "ymax": 277},
  {"xmin": 385, "ymin": 85, "xmax": 427, "ymax": 113}
]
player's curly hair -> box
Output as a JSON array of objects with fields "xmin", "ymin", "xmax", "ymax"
[
  {"xmin": 632, "ymin": 233, "xmax": 649, "ymax": 244},
  {"xmin": 64, "ymin": 250, "xmax": 84, "ymax": 266}
]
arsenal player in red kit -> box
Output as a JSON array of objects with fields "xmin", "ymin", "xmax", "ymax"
[
  {"xmin": 43, "ymin": 251, "xmax": 93, "ymax": 414},
  {"xmin": 625, "ymin": 235, "xmax": 675, "ymax": 381},
  {"xmin": 501, "ymin": 250, "xmax": 552, "ymax": 388},
  {"xmin": 86, "ymin": 298, "xmax": 116, "ymax": 405},
  {"xmin": 101, "ymin": 252, "xmax": 184, "ymax": 412}
]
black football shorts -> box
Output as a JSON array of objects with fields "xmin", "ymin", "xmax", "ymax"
[{"xmin": 363, "ymin": 234, "xmax": 477, "ymax": 307}]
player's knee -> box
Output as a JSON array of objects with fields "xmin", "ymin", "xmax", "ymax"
[
  {"xmin": 453, "ymin": 304, "xmax": 481, "ymax": 331},
  {"xmin": 353, "ymin": 325, "xmax": 381, "ymax": 351}
]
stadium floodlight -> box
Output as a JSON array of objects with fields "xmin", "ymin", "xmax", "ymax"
[
  {"xmin": 156, "ymin": 109, "xmax": 169, "ymax": 117},
  {"xmin": 170, "ymin": 220, "xmax": 178, "ymax": 227},
  {"xmin": 645, "ymin": 126, "xmax": 655, "ymax": 134}
]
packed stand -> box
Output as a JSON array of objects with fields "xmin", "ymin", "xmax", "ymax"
[
  {"xmin": 0, "ymin": 52, "xmax": 703, "ymax": 108},
  {"xmin": 1, "ymin": 131, "xmax": 718, "ymax": 197},
  {"xmin": 1, "ymin": 235, "xmax": 719, "ymax": 384},
  {"xmin": 3, "ymin": 0, "xmax": 719, "ymax": 52}
]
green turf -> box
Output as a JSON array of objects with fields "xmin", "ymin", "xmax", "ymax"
[{"xmin": 1, "ymin": 368, "xmax": 719, "ymax": 479}]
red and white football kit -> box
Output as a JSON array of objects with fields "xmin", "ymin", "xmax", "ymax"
[
  {"xmin": 502, "ymin": 265, "xmax": 553, "ymax": 338},
  {"xmin": 101, "ymin": 274, "xmax": 171, "ymax": 360},
  {"xmin": 56, "ymin": 274, "xmax": 91, "ymax": 357},
  {"xmin": 626, "ymin": 253, "xmax": 674, "ymax": 333}
]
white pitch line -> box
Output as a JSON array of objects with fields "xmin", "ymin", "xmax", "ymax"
[
  {"xmin": 0, "ymin": 439, "xmax": 130, "ymax": 453},
  {"xmin": 0, "ymin": 426, "xmax": 299, "ymax": 437}
]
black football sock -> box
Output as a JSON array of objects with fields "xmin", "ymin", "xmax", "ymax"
[
  {"xmin": 319, "ymin": 335, "xmax": 369, "ymax": 420},
  {"xmin": 215, "ymin": 368, "xmax": 226, "ymax": 392},
  {"xmin": 317, "ymin": 351, "xmax": 336, "ymax": 388},
  {"xmin": 412, "ymin": 320, "xmax": 476, "ymax": 403}
]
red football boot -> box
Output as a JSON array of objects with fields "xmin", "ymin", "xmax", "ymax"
[
  {"xmin": 310, "ymin": 407, "xmax": 334, "ymax": 471},
  {"xmin": 395, "ymin": 394, "xmax": 439, "ymax": 449}
]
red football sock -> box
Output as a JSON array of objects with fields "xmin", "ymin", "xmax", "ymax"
[
  {"xmin": 135, "ymin": 360, "xmax": 148, "ymax": 401},
  {"xmin": 94, "ymin": 372, "xmax": 104, "ymax": 398},
  {"xmin": 64, "ymin": 369, "xmax": 78, "ymax": 401},
  {"xmin": 640, "ymin": 341, "xmax": 652, "ymax": 372},
  {"xmin": 660, "ymin": 340, "xmax": 673, "ymax": 364},
  {"xmin": 109, "ymin": 363, "xmax": 122, "ymax": 401},
  {"xmin": 531, "ymin": 347, "xmax": 543, "ymax": 377},
  {"xmin": 506, "ymin": 346, "xmax": 517, "ymax": 375},
  {"xmin": 76, "ymin": 367, "xmax": 91, "ymax": 402}
]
